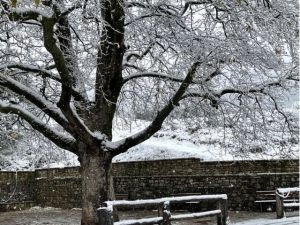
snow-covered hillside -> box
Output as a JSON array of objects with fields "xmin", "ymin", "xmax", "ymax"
[
  {"xmin": 0, "ymin": 113, "xmax": 298, "ymax": 171},
  {"xmin": 112, "ymin": 118, "xmax": 299, "ymax": 162}
]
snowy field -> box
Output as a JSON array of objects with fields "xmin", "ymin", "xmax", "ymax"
[{"xmin": 0, "ymin": 208, "xmax": 298, "ymax": 225}]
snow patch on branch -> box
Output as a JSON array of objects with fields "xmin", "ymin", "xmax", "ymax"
[
  {"xmin": 15, "ymin": 8, "xmax": 53, "ymax": 19},
  {"xmin": 0, "ymin": 101, "xmax": 75, "ymax": 145}
]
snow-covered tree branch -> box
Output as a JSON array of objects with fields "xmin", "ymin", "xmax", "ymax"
[{"xmin": 0, "ymin": 101, "xmax": 76, "ymax": 152}]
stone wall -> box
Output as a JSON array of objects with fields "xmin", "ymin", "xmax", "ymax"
[
  {"xmin": 114, "ymin": 173, "xmax": 299, "ymax": 210},
  {"xmin": 112, "ymin": 158, "xmax": 299, "ymax": 176},
  {"xmin": 35, "ymin": 167, "xmax": 81, "ymax": 208},
  {"xmin": 0, "ymin": 159, "xmax": 299, "ymax": 211},
  {"xmin": 0, "ymin": 171, "xmax": 35, "ymax": 211}
]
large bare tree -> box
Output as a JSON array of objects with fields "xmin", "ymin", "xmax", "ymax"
[{"xmin": 0, "ymin": 0, "xmax": 298, "ymax": 224}]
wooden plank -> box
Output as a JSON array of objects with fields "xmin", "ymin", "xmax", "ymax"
[
  {"xmin": 255, "ymin": 199, "xmax": 298, "ymax": 203},
  {"xmin": 98, "ymin": 206, "xmax": 114, "ymax": 225},
  {"xmin": 276, "ymin": 193, "xmax": 285, "ymax": 219},
  {"xmin": 162, "ymin": 201, "xmax": 171, "ymax": 225},
  {"xmin": 107, "ymin": 195, "xmax": 227, "ymax": 208},
  {"xmin": 114, "ymin": 217, "xmax": 163, "ymax": 225},
  {"xmin": 217, "ymin": 198, "xmax": 228, "ymax": 225},
  {"xmin": 284, "ymin": 203, "xmax": 300, "ymax": 208},
  {"xmin": 171, "ymin": 210, "xmax": 221, "ymax": 221},
  {"xmin": 115, "ymin": 194, "xmax": 129, "ymax": 200},
  {"xmin": 255, "ymin": 200, "xmax": 276, "ymax": 203}
]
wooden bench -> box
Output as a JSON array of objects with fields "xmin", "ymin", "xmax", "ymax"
[
  {"xmin": 254, "ymin": 190, "xmax": 277, "ymax": 212},
  {"xmin": 172, "ymin": 193, "xmax": 204, "ymax": 211},
  {"xmin": 115, "ymin": 194, "xmax": 129, "ymax": 200},
  {"xmin": 98, "ymin": 194, "xmax": 229, "ymax": 225},
  {"xmin": 255, "ymin": 190, "xmax": 298, "ymax": 212},
  {"xmin": 276, "ymin": 187, "xmax": 299, "ymax": 218}
]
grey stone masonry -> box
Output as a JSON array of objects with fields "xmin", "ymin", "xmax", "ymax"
[{"xmin": 0, "ymin": 159, "xmax": 298, "ymax": 211}]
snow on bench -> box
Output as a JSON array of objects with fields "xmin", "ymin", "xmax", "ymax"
[
  {"xmin": 171, "ymin": 209, "xmax": 221, "ymax": 220},
  {"xmin": 98, "ymin": 194, "xmax": 228, "ymax": 225},
  {"xmin": 276, "ymin": 187, "xmax": 299, "ymax": 219},
  {"xmin": 277, "ymin": 187, "xmax": 300, "ymax": 194},
  {"xmin": 283, "ymin": 202, "xmax": 300, "ymax": 208},
  {"xmin": 114, "ymin": 217, "xmax": 163, "ymax": 225},
  {"xmin": 106, "ymin": 194, "xmax": 227, "ymax": 208}
]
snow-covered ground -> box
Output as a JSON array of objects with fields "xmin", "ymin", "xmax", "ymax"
[
  {"xmin": 0, "ymin": 208, "xmax": 298, "ymax": 225},
  {"xmin": 233, "ymin": 216, "xmax": 299, "ymax": 225}
]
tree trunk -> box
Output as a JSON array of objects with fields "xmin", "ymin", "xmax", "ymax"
[{"xmin": 80, "ymin": 146, "xmax": 114, "ymax": 225}]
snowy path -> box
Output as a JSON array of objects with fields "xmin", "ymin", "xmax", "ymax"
[
  {"xmin": 232, "ymin": 216, "xmax": 299, "ymax": 225},
  {"xmin": 0, "ymin": 208, "xmax": 298, "ymax": 225}
]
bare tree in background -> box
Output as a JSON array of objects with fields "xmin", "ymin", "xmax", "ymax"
[{"xmin": 0, "ymin": 0, "xmax": 298, "ymax": 224}]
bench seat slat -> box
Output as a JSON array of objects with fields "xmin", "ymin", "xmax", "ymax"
[
  {"xmin": 255, "ymin": 200, "xmax": 276, "ymax": 203},
  {"xmin": 284, "ymin": 203, "xmax": 300, "ymax": 208},
  {"xmin": 255, "ymin": 199, "xmax": 298, "ymax": 203},
  {"xmin": 171, "ymin": 210, "xmax": 221, "ymax": 221}
]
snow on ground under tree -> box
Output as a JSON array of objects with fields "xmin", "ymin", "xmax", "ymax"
[{"xmin": 0, "ymin": 208, "xmax": 298, "ymax": 225}]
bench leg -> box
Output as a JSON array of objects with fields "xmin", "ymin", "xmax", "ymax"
[
  {"xmin": 260, "ymin": 203, "xmax": 262, "ymax": 212},
  {"xmin": 276, "ymin": 195, "xmax": 285, "ymax": 219}
]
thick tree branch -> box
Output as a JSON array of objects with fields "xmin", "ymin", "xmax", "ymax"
[
  {"xmin": 0, "ymin": 74, "xmax": 73, "ymax": 134},
  {"xmin": 181, "ymin": 80, "xmax": 286, "ymax": 109},
  {"xmin": 123, "ymin": 72, "xmax": 191, "ymax": 84},
  {"xmin": 125, "ymin": 13, "xmax": 162, "ymax": 26},
  {"xmin": 41, "ymin": 17, "xmax": 94, "ymax": 142},
  {"xmin": 216, "ymin": 81, "xmax": 282, "ymax": 97},
  {"xmin": 108, "ymin": 61, "xmax": 201, "ymax": 155},
  {"xmin": 122, "ymin": 68, "xmax": 221, "ymax": 85},
  {"xmin": 3, "ymin": 7, "xmax": 53, "ymax": 21},
  {"xmin": 126, "ymin": 2, "xmax": 188, "ymax": 30},
  {"xmin": 126, "ymin": 2, "xmax": 147, "ymax": 8},
  {"xmin": 1, "ymin": 3, "xmax": 93, "ymax": 142},
  {"xmin": 125, "ymin": 42, "xmax": 156, "ymax": 62},
  {"xmin": 126, "ymin": 1, "xmax": 179, "ymax": 16},
  {"xmin": 1, "ymin": 63, "xmax": 60, "ymax": 82},
  {"xmin": 181, "ymin": 1, "xmax": 212, "ymax": 15},
  {"xmin": 0, "ymin": 101, "xmax": 77, "ymax": 153},
  {"xmin": 1, "ymin": 63, "xmax": 87, "ymax": 102},
  {"xmin": 42, "ymin": 17, "xmax": 73, "ymax": 107},
  {"xmin": 56, "ymin": 11, "xmax": 88, "ymax": 99},
  {"xmin": 60, "ymin": 3, "xmax": 82, "ymax": 18}
]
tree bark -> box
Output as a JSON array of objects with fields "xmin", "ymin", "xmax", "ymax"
[{"xmin": 80, "ymin": 144, "xmax": 114, "ymax": 225}]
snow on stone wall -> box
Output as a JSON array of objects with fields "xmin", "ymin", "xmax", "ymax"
[{"xmin": 112, "ymin": 158, "xmax": 299, "ymax": 176}]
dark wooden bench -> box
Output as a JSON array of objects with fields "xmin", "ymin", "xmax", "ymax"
[
  {"xmin": 172, "ymin": 193, "xmax": 215, "ymax": 212},
  {"xmin": 254, "ymin": 190, "xmax": 277, "ymax": 212},
  {"xmin": 115, "ymin": 194, "xmax": 129, "ymax": 200},
  {"xmin": 255, "ymin": 190, "xmax": 299, "ymax": 212}
]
